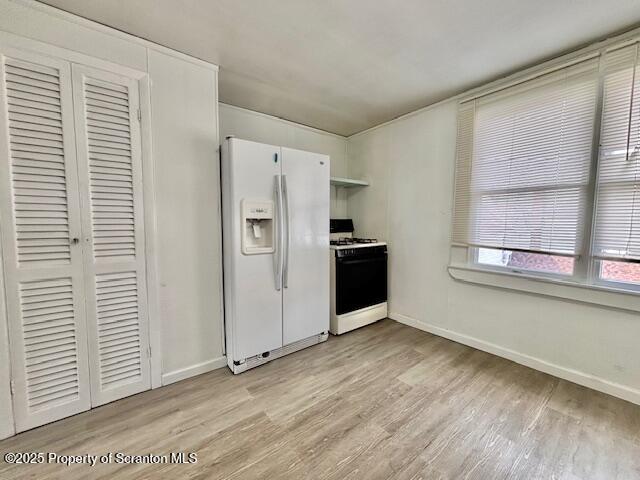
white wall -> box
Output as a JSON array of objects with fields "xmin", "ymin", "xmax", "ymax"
[
  {"xmin": 347, "ymin": 100, "xmax": 640, "ymax": 404},
  {"xmin": 148, "ymin": 51, "xmax": 224, "ymax": 384},
  {"xmin": 219, "ymin": 103, "xmax": 349, "ymax": 218}
]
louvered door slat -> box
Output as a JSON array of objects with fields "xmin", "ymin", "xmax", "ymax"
[
  {"xmin": 0, "ymin": 50, "xmax": 91, "ymax": 432},
  {"xmin": 23, "ymin": 323, "xmax": 75, "ymax": 337},
  {"xmin": 89, "ymin": 132, "xmax": 131, "ymax": 145},
  {"xmin": 24, "ymin": 330, "xmax": 75, "ymax": 346},
  {"xmin": 5, "ymin": 74, "xmax": 60, "ymax": 93},
  {"xmin": 8, "ymin": 88, "xmax": 61, "ymax": 105},
  {"xmin": 72, "ymin": 65, "xmax": 150, "ymax": 407}
]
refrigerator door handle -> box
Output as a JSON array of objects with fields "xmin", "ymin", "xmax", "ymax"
[
  {"xmin": 274, "ymin": 174, "xmax": 283, "ymax": 291},
  {"xmin": 282, "ymin": 174, "xmax": 291, "ymax": 288}
]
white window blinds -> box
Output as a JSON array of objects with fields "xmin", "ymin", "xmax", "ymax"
[
  {"xmin": 452, "ymin": 59, "xmax": 599, "ymax": 256},
  {"xmin": 592, "ymin": 44, "xmax": 640, "ymax": 261},
  {"xmin": 451, "ymin": 102, "xmax": 474, "ymax": 244}
]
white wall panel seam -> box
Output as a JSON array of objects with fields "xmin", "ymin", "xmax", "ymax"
[{"xmin": 141, "ymin": 49, "xmax": 162, "ymax": 389}]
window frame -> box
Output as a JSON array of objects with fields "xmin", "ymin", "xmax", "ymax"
[{"xmin": 455, "ymin": 42, "xmax": 640, "ymax": 295}]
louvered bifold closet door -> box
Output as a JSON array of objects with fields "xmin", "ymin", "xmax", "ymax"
[
  {"xmin": 71, "ymin": 65, "xmax": 150, "ymax": 406},
  {"xmin": 0, "ymin": 49, "xmax": 91, "ymax": 432}
]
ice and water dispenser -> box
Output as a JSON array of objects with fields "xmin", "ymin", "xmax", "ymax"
[{"xmin": 241, "ymin": 199, "xmax": 275, "ymax": 255}]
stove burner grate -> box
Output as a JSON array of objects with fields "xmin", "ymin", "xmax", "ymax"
[{"xmin": 330, "ymin": 237, "xmax": 378, "ymax": 246}]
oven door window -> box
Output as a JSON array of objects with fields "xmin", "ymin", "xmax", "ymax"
[{"xmin": 336, "ymin": 253, "xmax": 387, "ymax": 315}]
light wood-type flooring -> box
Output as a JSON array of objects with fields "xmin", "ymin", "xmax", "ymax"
[{"xmin": 1, "ymin": 319, "xmax": 639, "ymax": 479}]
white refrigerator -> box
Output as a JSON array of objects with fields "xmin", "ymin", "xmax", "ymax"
[{"xmin": 221, "ymin": 137, "xmax": 330, "ymax": 373}]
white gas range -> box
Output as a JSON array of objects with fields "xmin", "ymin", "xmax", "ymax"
[{"xmin": 329, "ymin": 219, "xmax": 388, "ymax": 335}]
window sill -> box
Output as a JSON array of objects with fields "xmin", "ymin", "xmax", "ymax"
[{"xmin": 447, "ymin": 263, "xmax": 640, "ymax": 313}]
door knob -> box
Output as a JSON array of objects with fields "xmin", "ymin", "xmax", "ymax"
[{"xmin": 71, "ymin": 237, "xmax": 80, "ymax": 245}]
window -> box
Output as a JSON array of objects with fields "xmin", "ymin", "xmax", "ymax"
[
  {"xmin": 452, "ymin": 42, "xmax": 640, "ymax": 291},
  {"xmin": 592, "ymin": 45, "xmax": 640, "ymax": 287},
  {"xmin": 599, "ymin": 260, "xmax": 640, "ymax": 286},
  {"xmin": 477, "ymin": 248, "xmax": 575, "ymax": 276}
]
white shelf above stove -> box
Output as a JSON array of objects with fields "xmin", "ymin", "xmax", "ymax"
[{"xmin": 330, "ymin": 176, "xmax": 369, "ymax": 187}]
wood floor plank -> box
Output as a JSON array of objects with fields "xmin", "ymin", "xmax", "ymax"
[{"xmin": 1, "ymin": 319, "xmax": 638, "ymax": 479}]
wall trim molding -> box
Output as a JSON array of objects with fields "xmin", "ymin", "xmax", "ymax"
[
  {"xmin": 390, "ymin": 312, "xmax": 640, "ymax": 406},
  {"xmin": 161, "ymin": 356, "xmax": 227, "ymax": 386}
]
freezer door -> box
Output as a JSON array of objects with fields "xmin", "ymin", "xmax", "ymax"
[
  {"xmin": 281, "ymin": 147, "xmax": 330, "ymax": 345},
  {"xmin": 223, "ymin": 138, "xmax": 283, "ymax": 360}
]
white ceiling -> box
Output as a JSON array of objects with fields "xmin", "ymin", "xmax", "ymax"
[{"xmin": 40, "ymin": 0, "xmax": 640, "ymax": 136}]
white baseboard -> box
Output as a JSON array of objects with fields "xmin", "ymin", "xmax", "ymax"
[
  {"xmin": 161, "ymin": 356, "xmax": 228, "ymax": 386},
  {"xmin": 390, "ymin": 312, "xmax": 640, "ymax": 406}
]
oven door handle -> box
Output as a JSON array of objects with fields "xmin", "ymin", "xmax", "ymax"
[{"xmin": 337, "ymin": 256, "xmax": 386, "ymax": 266}]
